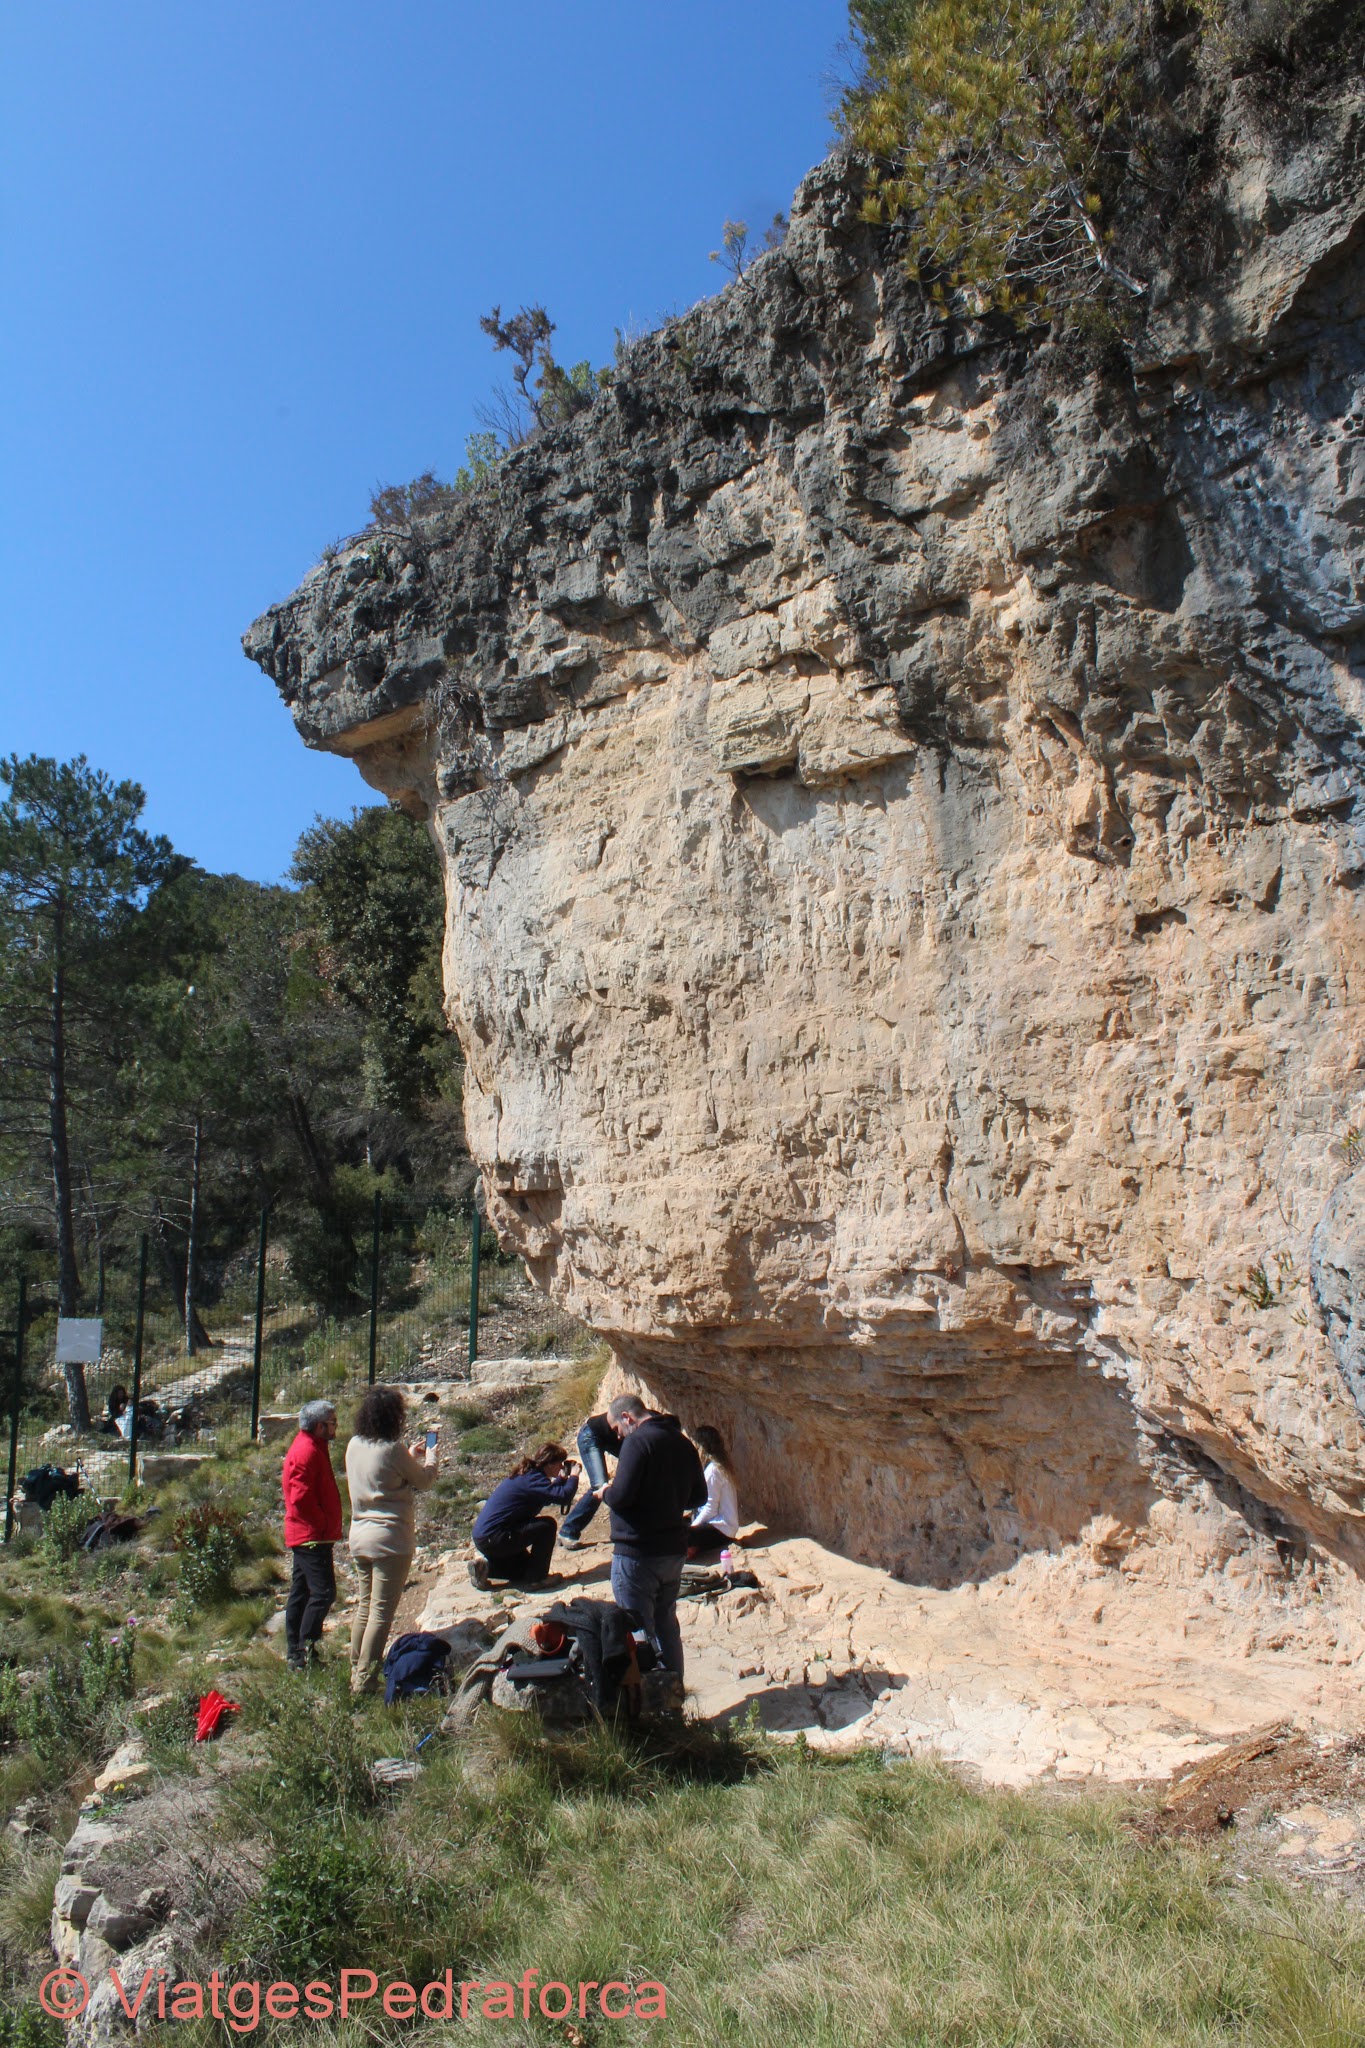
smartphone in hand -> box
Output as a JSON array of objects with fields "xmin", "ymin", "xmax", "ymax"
[{"xmin": 425, "ymin": 1428, "xmax": 438, "ymax": 1450}]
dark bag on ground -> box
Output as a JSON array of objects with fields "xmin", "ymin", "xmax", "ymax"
[
  {"xmin": 679, "ymin": 1565, "xmax": 760, "ymax": 1598},
  {"xmin": 382, "ymin": 1632, "xmax": 453, "ymax": 1705},
  {"xmin": 448, "ymin": 1598, "xmax": 644, "ymax": 1729},
  {"xmin": 20, "ymin": 1465, "xmax": 80, "ymax": 1511},
  {"xmin": 80, "ymin": 1508, "xmax": 144, "ymax": 1552}
]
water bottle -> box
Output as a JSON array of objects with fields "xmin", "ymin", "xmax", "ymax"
[{"xmin": 719, "ymin": 1547, "xmax": 733, "ymax": 1576}]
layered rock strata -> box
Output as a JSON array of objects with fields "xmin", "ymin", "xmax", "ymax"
[{"xmin": 247, "ymin": 43, "xmax": 1365, "ymax": 1607}]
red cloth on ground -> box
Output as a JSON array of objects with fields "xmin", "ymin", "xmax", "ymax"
[
  {"xmin": 281, "ymin": 1429, "xmax": 343, "ymax": 1547},
  {"xmin": 194, "ymin": 1690, "xmax": 239, "ymax": 1741}
]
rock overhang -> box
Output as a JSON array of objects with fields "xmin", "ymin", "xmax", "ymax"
[{"xmin": 245, "ymin": 75, "xmax": 1365, "ymax": 1591}]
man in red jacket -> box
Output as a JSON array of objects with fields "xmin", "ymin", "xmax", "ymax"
[{"xmin": 281, "ymin": 1399, "xmax": 342, "ymax": 1671}]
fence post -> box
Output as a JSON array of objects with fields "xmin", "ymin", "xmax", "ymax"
[
  {"xmin": 4, "ymin": 1276, "xmax": 25, "ymax": 1543},
  {"xmin": 128, "ymin": 1236, "xmax": 148, "ymax": 1490},
  {"xmin": 251, "ymin": 1205, "xmax": 269, "ymax": 1442},
  {"xmin": 467, "ymin": 1206, "xmax": 482, "ymax": 1371},
  {"xmin": 367, "ymin": 1189, "xmax": 382, "ymax": 1386}
]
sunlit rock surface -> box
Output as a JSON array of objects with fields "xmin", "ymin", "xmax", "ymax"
[{"xmin": 247, "ymin": 48, "xmax": 1365, "ymax": 1634}]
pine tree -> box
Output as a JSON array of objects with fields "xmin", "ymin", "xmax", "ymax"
[
  {"xmin": 0, "ymin": 756, "xmax": 181, "ymax": 1419},
  {"xmin": 845, "ymin": 0, "xmax": 1145, "ymax": 315}
]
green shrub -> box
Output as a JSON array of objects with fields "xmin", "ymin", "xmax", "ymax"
[
  {"xmin": 0, "ymin": 2001, "xmax": 63, "ymax": 2048},
  {"xmin": 368, "ymin": 436, "xmax": 500, "ymax": 530},
  {"xmin": 225, "ymin": 1672, "xmax": 396, "ymax": 1834},
  {"xmin": 171, "ymin": 1503, "xmax": 249, "ymax": 1614},
  {"xmin": 236, "ymin": 1834, "xmax": 380, "ymax": 1978},
  {"xmin": 846, "ymin": 0, "xmax": 1143, "ymax": 315},
  {"xmin": 39, "ymin": 1492, "xmax": 89, "ymax": 1564},
  {"xmin": 0, "ymin": 1627, "xmax": 137, "ymax": 1764},
  {"xmin": 138, "ymin": 1683, "xmax": 201, "ymax": 1767},
  {"xmin": 458, "ymin": 1423, "xmax": 513, "ymax": 1457}
]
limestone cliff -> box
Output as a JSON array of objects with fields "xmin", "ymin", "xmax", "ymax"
[{"xmin": 246, "ymin": 26, "xmax": 1365, "ymax": 1601}]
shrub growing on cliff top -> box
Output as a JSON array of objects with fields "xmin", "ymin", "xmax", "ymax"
[
  {"xmin": 843, "ymin": 0, "xmax": 1146, "ymax": 315},
  {"xmin": 368, "ymin": 434, "xmax": 501, "ymax": 529},
  {"xmin": 367, "ymin": 303, "xmax": 608, "ymax": 530},
  {"xmin": 477, "ymin": 301, "xmax": 606, "ymax": 442}
]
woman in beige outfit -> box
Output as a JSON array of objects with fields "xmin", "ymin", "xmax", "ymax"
[{"xmin": 344, "ymin": 1386, "xmax": 438, "ymax": 1693}]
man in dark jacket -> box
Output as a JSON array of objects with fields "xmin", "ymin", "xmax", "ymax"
[
  {"xmin": 281, "ymin": 1399, "xmax": 342, "ymax": 1670},
  {"xmin": 600, "ymin": 1394, "xmax": 706, "ymax": 1678}
]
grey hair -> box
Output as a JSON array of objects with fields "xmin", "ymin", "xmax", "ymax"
[
  {"xmin": 299, "ymin": 1399, "xmax": 336, "ymax": 1434},
  {"xmin": 606, "ymin": 1394, "xmax": 647, "ymax": 1424}
]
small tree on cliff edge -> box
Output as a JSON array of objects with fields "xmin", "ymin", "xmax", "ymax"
[
  {"xmin": 843, "ymin": 0, "xmax": 1146, "ymax": 315},
  {"xmin": 477, "ymin": 304, "xmax": 601, "ymax": 443},
  {"xmin": 0, "ymin": 756, "xmax": 180, "ymax": 1417}
]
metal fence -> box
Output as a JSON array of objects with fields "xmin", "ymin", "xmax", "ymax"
[{"xmin": 2, "ymin": 1192, "xmax": 592, "ymax": 1535}]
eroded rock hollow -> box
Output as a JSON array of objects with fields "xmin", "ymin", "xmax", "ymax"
[{"xmin": 247, "ymin": 55, "xmax": 1365, "ymax": 1614}]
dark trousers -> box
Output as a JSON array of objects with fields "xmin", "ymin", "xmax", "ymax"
[
  {"xmin": 477, "ymin": 1515, "xmax": 557, "ymax": 1583},
  {"xmin": 687, "ymin": 1522, "xmax": 733, "ymax": 1553},
  {"xmin": 285, "ymin": 1543, "xmax": 336, "ymax": 1661},
  {"xmin": 610, "ymin": 1551, "xmax": 687, "ymax": 1677}
]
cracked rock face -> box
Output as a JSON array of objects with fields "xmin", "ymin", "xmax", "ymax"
[{"xmin": 246, "ymin": 58, "xmax": 1365, "ymax": 1588}]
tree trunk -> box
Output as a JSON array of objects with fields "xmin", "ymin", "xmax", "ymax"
[
  {"xmin": 185, "ymin": 1110, "xmax": 202, "ymax": 1356},
  {"xmin": 49, "ymin": 896, "xmax": 90, "ymax": 1431},
  {"xmin": 63, "ymin": 1364, "xmax": 91, "ymax": 1434},
  {"xmin": 82, "ymin": 1161, "xmax": 106, "ymax": 1314},
  {"xmin": 153, "ymin": 1197, "xmax": 213, "ymax": 1353},
  {"xmin": 48, "ymin": 894, "xmax": 80, "ymax": 1316}
]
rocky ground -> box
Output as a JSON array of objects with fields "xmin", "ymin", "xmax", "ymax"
[{"xmin": 406, "ymin": 1504, "xmax": 1365, "ymax": 1796}]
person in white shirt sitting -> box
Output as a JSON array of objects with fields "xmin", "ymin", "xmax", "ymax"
[{"xmin": 686, "ymin": 1425, "xmax": 740, "ymax": 1557}]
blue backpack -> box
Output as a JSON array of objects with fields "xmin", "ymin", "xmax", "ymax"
[{"xmin": 382, "ymin": 1632, "xmax": 452, "ymax": 1705}]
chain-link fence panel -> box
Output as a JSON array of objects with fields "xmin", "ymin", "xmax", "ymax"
[{"xmin": 4, "ymin": 1179, "xmax": 597, "ymax": 1533}]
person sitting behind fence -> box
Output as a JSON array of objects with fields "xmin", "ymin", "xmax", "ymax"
[
  {"xmin": 102, "ymin": 1386, "xmax": 130, "ymax": 1437},
  {"xmin": 468, "ymin": 1443, "xmax": 578, "ymax": 1589},
  {"xmin": 687, "ymin": 1425, "xmax": 740, "ymax": 1557},
  {"xmin": 281, "ymin": 1398, "xmax": 343, "ymax": 1672},
  {"xmin": 345, "ymin": 1387, "xmax": 438, "ymax": 1695}
]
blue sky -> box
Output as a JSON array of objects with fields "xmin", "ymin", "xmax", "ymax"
[{"xmin": 1, "ymin": 1, "xmax": 848, "ymax": 881}]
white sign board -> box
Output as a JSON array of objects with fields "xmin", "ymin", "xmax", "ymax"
[{"xmin": 55, "ymin": 1317, "xmax": 104, "ymax": 1364}]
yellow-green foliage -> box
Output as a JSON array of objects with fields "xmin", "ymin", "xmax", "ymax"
[{"xmin": 845, "ymin": 0, "xmax": 1140, "ymax": 314}]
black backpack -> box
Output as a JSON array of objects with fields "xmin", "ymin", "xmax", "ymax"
[
  {"xmin": 20, "ymin": 1464, "xmax": 80, "ymax": 1511},
  {"xmin": 382, "ymin": 1632, "xmax": 452, "ymax": 1705}
]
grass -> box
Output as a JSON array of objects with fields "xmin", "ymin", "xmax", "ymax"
[
  {"xmin": 456, "ymin": 1422, "xmax": 514, "ymax": 1457},
  {"xmin": 538, "ymin": 1343, "xmax": 610, "ymax": 1442},
  {"xmin": 0, "ymin": 1842, "xmax": 60, "ymax": 1961},
  {"xmin": 147, "ymin": 1687, "xmax": 1365, "ymax": 2048},
  {"xmin": 5, "ymin": 1371, "xmax": 1365, "ymax": 2046}
]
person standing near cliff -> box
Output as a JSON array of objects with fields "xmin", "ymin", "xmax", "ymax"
[
  {"xmin": 280, "ymin": 1399, "xmax": 343, "ymax": 1672},
  {"xmin": 345, "ymin": 1387, "xmax": 438, "ymax": 1694},
  {"xmin": 556, "ymin": 1408, "xmax": 624, "ymax": 1551},
  {"xmin": 600, "ymin": 1393, "xmax": 707, "ymax": 1680}
]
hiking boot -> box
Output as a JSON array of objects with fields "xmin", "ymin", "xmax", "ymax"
[
  {"xmin": 467, "ymin": 1558, "xmax": 490, "ymax": 1590},
  {"xmin": 557, "ymin": 1536, "xmax": 583, "ymax": 1552}
]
